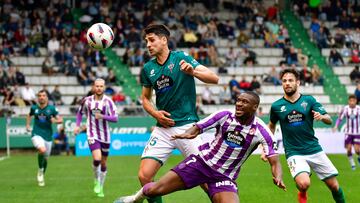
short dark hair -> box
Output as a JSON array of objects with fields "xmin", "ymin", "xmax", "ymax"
[
  {"xmin": 143, "ymin": 24, "xmax": 170, "ymax": 40},
  {"xmin": 38, "ymin": 89, "xmax": 47, "ymax": 96},
  {"xmin": 244, "ymin": 91, "xmax": 260, "ymax": 105},
  {"xmin": 349, "ymin": 94, "xmax": 357, "ymax": 100},
  {"xmin": 280, "ymin": 68, "xmax": 300, "ymax": 80}
]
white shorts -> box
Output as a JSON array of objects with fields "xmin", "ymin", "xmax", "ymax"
[
  {"xmin": 141, "ymin": 123, "xmax": 203, "ymax": 164},
  {"xmin": 31, "ymin": 135, "xmax": 53, "ymax": 156},
  {"xmin": 287, "ymin": 151, "xmax": 338, "ymax": 180}
]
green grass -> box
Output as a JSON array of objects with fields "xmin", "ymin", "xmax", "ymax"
[{"xmin": 0, "ymin": 154, "xmax": 359, "ymax": 203}]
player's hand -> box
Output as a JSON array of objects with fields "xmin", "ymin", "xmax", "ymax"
[
  {"xmin": 171, "ymin": 133, "xmax": 197, "ymax": 140},
  {"xmin": 179, "ymin": 60, "xmax": 194, "ymax": 75},
  {"xmin": 273, "ymin": 177, "xmax": 286, "ymax": 191},
  {"xmin": 332, "ymin": 126, "xmax": 337, "ymax": 132},
  {"xmin": 312, "ymin": 110, "xmax": 322, "ymax": 121},
  {"xmin": 26, "ymin": 124, "xmax": 31, "ymax": 132},
  {"xmin": 95, "ymin": 113, "xmax": 103, "ymax": 119},
  {"xmin": 74, "ymin": 126, "xmax": 80, "ymax": 135},
  {"xmin": 156, "ymin": 110, "xmax": 175, "ymax": 128},
  {"xmin": 261, "ymin": 153, "xmax": 268, "ymax": 162},
  {"xmin": 50, "ymin": 116, "xmax": 57, "ymax": 123}
]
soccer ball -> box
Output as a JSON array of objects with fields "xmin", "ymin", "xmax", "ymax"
[{"xmin": 86, "ymin": 23, "xmax": 114, "ymax": 50}]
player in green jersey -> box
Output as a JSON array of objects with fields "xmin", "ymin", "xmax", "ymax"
[
  {"xmin": 138, "ymin": 24, "xmax": 219, "ymax": 203},
  {"xmin": 268, "ymin": 69, "xmax": 345, "ymax": 203},
  {"xmin": 26, "ymin": 90, "xmax": 63, "ymax": 186}
]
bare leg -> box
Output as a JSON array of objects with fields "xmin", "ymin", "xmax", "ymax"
[{"xmin": 212, "ymin": 192, "xmax": 239, "ymax": 203}]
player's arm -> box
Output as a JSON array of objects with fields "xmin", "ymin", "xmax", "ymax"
[
  {"xmin": 95, "ymin": 100, "xmax": 118, "ymax": 122},
  {"xmin": 74, "ymin": 100, "xmax": 86, "ymax": 135},
  {"xmin": 333, "ymin": 108, "xmax": 344, "ymax": 132},
  {"xmin": 26, "ymin": 113, "xmax": 32, "ymax": 132},
  {"xmin": 312, "ymin": 110, "xmax": 332, "ymax": 125},
  {"xmin": 268, "ymin": 121, "xmax": 276, "ymax": 134},
  {"xmin": 51, "ymin": 115, "xmax": 63, "ymax": 124},
  {"xmin": 179, "ymin": 60, "xmax": 219, "ymax": 84},
  {"xmin": 267, "ymin": 155, "xmax": 286, "ymax": 191},
  {"xmin": 141, "ymin": 86, "xmax": 175, "ymax": 128},
  {"xmin": 171, "ymin": 124, "xmax": 201, "ymax": 140}
]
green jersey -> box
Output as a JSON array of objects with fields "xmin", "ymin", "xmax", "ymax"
[
  {"xmin": 270, "ymin": 95, "xmax": 327, "ymax": 158},
  {"xmin": 141, "ymin": 50, "xmax": 200, "ymax": 126},
  {"xmin": 29, "ymin": 104, "xmax": 59, "ymax": 141}
]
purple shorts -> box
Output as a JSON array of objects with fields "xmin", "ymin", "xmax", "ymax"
[
  {"xmin": 344, "ymin": 134, "xmax": 360, "ymax": 147},
  {"xmin": 171, "ymin": 154, "xmax": 238, "ymax": 198},
  {"xmin": 88, "ymin": 139, "xmax": 110, "ymax": 156}
]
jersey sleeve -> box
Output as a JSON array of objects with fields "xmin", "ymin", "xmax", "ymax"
[
  {"xmin": 269, "ymin": 105, "xmax": 279, "ymax": 124},
  {"xmin": 78, "ymin": 97, "xmax": 88, "ymax": 115},
  {"xmin": 29, "ymin": 105, "xmax": 35, "ymax": 116},
  {"xmin": 310, "ymin": 96, "xmax": 327, "ymax": 115},
  {"xmin": 196, "ymin": 110, "xmax": 231, "ymax": 133},
  {"xmin": 256, "ymin": 119, "xmax": 277, "ymax": 157},
  {"xmin": 140, "ymin": 67, "xmax": 152, "ymax": 87},
  {"xmin": 179, "ymin": 51, "xmax": 200, "ymax": 69},
  {"xmin": 106, "ymin": 98, "xmax": 118, "ymax": 117}
]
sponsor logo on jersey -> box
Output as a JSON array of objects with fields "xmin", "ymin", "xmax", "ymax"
[
  {"xmin": 154, "ymin": 75, "xmax": 174, "ymax": 93},
  {"xmin": 224, "ymin": 130, "xmax": 245, "ymax": 148},
  {"xmin": 280, "ymin": 106, "xmax": 286, "ymax": 112},
  {"xmin": 287, "ymin": 110, "xmax": 305, "ymax": 126}
]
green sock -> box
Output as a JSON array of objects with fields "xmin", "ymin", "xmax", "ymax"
[
  {"xmin": 43, "ymin": 158, "xmax": 48, "ymax": 173},
  {"xmin": 332, "ymin": 187, "xmax": 345, "ymax": 203},
  {"xmin": 38, "ymin": 154, "xmax": 45, "ymax": 169},
  {"xmin": 147, "ymin": 196, "xmax": 162, "ymax": 203}
]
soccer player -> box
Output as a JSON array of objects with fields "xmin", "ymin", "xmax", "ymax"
[
  {"xmin": 74, "ymin": 78, "xmax": 118, "ymax": 197},
  {"xmin": 333, "ymin": 94, "xmax": 360, "ymax": 170},
  {"xmin": 26, "ymin": 90, "xmax": 63, "ymax": 187},
  {"xmin": 114, "ymin": 92, "xmax": 286, "ymax": 203},
  {"xmin": 138, "ymin": 24, "xmax": 219, "ymax": 203},
  {"xmin": 268, "ymin": 69, "xmax": 345, "ymax": 203}
]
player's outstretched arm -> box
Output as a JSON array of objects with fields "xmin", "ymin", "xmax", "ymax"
[
  {"xmin": 179, "ymin": 60, "xmax": 218, "ymax": 84},
  {"xmin": 171, "ymin": 125, "xmax": 200, "ymax": 140},
  {"xmin": 26, "ymin": 114, "xmax": 32, "ymax": 132},
  {"xmin": 312, "ymin": 111, "xmax": 332, "ymax": 125},
  {"xmin": 142, "ymin": 86, "xmax": 175, "ymax": 128},
  {"xmin": 268, "ymin": 121, "xmax": 276, "ymax": 134},
  {"xmin": 267, "ymin": 155, "xmax": 286, "ymax": 191}
]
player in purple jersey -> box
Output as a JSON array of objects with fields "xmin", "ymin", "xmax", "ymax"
[
  {"xmin": 333, "ymin": 94, "xmax": 360, "ymax": 170},
  {"xmin": 74, "ymin": 78, "xmax": 118, "ymax": 197},
  {"xmin": 114, "ymin": 92, "xmax": 286, "ymax": 203}
]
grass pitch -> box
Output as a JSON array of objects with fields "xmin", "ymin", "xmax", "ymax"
[{"xmin": 0, "ymin": 154, "xmax": 359, "ymax": 203}]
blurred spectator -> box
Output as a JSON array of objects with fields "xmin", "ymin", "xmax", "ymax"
[
  {"xmin": 2, "ymin": 88, "xmax": 16, "ymax": 106},
  {"xmin": 350, "ymin": 44, "xmax": 360, "ymax": 64},
  {"xmin": 95, "ymin": 64, "xmax": 108, "ymax": 79},
  {"xmin": 315, "ymin": 27, "xmax": 328, "ymax": 49},
  {"xmin": 226, "ymin": 47, "xmax": 238, "ymax": 67},
  {"xmin": 329, "ymin": 49, "xmax": 345, "ymax": 66},
  {"xmin": 229, "ymin": 75, "xmax": 242, "ymax": 103},
  {"xmin": 70, "ymin": 96, "xmax": 81, "ymax": 114},
  {"xmin": 130, "ymin": 48, "xmax": 144, "ymax": 66},
  {"xmin": 311, "ymin": 64, "xmax": 324, "ymax": 86},
  {"xmin": 0, "ymin": 54, "xmax": 12, "ymax": 71},
  {"xmin": 237, "ymin": 30, "xmax": 250, "ymax": 48},
  {"xmin": 21, "ymin": 83, "xmax": 36, "ymax": 106},
  {"xmin": 197, "ymin": 45, "xmax": 209, "ymax": 65},
  {"xmin": 355, "ymin": 83, "xmax": 360, "ymax": 104},
  {"xmin": 51, "ymin": 85, "xmax": 64, "ymax": 105},
  {"xmin": 242, "ymin": 48, "xmax": 257, "ymax": 66},
  {"xmin": 15, "ymin": 66, "xmax": 25, "ymax": 85},
  {"xmin": 264, "ymin": 66, "xmax": 281, "ymax": 85},
  {"xmin": 235, "ymin": 13, "xmax": 247, "ymax": 30},
  {"xmin": 47, "ymin": 35, "xmax": 60, "ymax": 56},
  {"xmin": 126, "ymin": 26, "xmax": 141, "ymax": 49},
  {"xmin": 297, "ymin": 49, "xmax": 308, "ymax": 67},
  {"xmin": 42, "ymin": 84, "xmax": 54, "ymax": 103},
  {"xmin": 207, "ymin": 45, "xmax": 222, "ymax": 67},
  {"xmin": 219, "ymin": 85, "xmax": 232, "ymax": 105},
  {"xmin": 112, "ymin": 90, "xmax": 126, "ymax": 105},
  {"xmin": 299, "ymin": 66, "xmax": 313, "ymax": 85},
  {"xmin": 201, "ymin": 86, "xmax": 215, "ymax": 105},
  {"xmin": 106, "ymin": 69, "xmax": 118, "ymax": 85},
  {"xmin": 286, "ymin": 47, "xmax": 298, "ymax": 65},
  {"xmin": 250, "ymin": 75, "xmax": 262, "ymax": 94},
  {"xmin": 77, "ymin": 62, "xmax": 94, "ymax": 86},
  {"xmin": 53, "ymin": 125, "xmax": 70, "ymax": 156},
  {"xmin": 350, "ymin": 66, "xmax": 360, "ymax": 84},
  {"xmin": 183, "ymin": 28, "xmax": 198, "ymax": 47},
  {"xmin": 42, "ymin": 56, "xmax": 55, "ymax": 76},
  {"xmin": 239, "ymin": 76, "xmax": 251, "ymax": 91},
  {"xmin": 7, "ymin": 66, "xmax": 17, "ymax": 86}
]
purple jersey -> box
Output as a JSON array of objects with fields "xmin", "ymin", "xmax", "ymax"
[
  {"xmin": 196, "ymin": 110, "xmax": 277, "ymax": 180},
  {"xmin": 78, "ymin": 95, "xmax": 117, "ymax": 143},
  {"xmin": 336, "ymin": 105, "xmax": 360, "ymax": 135}
]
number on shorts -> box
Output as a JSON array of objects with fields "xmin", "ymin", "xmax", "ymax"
[
  {"xmin": 88, "ymin": 138, "xmax": 95, "ymax": 145},
  {"xmin": 185, "ymin": 156, "xmax": 197, "ymax": 165},
  {"xmin": 288, "ymin": 159, "xmax": 296, "ymax": 173}
]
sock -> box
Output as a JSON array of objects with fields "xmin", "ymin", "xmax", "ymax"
[
  {"xmin": 93, "ymin": 160, "xmax": 101, "ymax": 181},
  {"xmin": 297, "ymin": 191, "xmax": 307, "ymax": 203},
  {"xmin": 43, "ymin": 157, "xmax": 48, "ymax": 173},
  {"xmin": 99, "ymin": 166, "xmax": 107, "ymax": 187},
  {"xmin": 347, "ymin": 155, "xmax": 355, "ymax": 168},
  {"xmin": 143, "ymin": 182, "xmax": 162, "ymax": 203},
  {"xmin": 332, "ymin": 187, "xmax": 345, "ymax": 203},
  {"xmin": 38, "ymin": 154, "xmax": 45, "ymax": 169}
]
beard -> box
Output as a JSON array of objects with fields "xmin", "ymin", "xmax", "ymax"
[{"xmin": 284, "ymin": 88, "xmax": 296, "ymax": 97}]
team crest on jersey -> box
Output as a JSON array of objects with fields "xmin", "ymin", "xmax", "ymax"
[
  {"xmin": 280, "ymin": 106, "xmax": 286, "ymax": 112},
  {"xmin": 249, "ymin": 128, "xmax": 256, "ymax": 135},
  {"xmin": 301, "ymin": 101, "xmax": 308, "ymax": 111},
  {"xmin": 35, "ymin": 109, "xmax": 39, "ymax": 114},
  {"xmin": 167, "ymin": 63, "xmax": 174, "ymax": 73},
  {"xmin": 150, "ymin": 69, "xmax": 155, "ymax": 77}
]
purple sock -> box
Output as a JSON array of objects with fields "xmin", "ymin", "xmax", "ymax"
[{"xmin": 143, "ymin": 182, "xmax": 155, "ymax": 196}]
